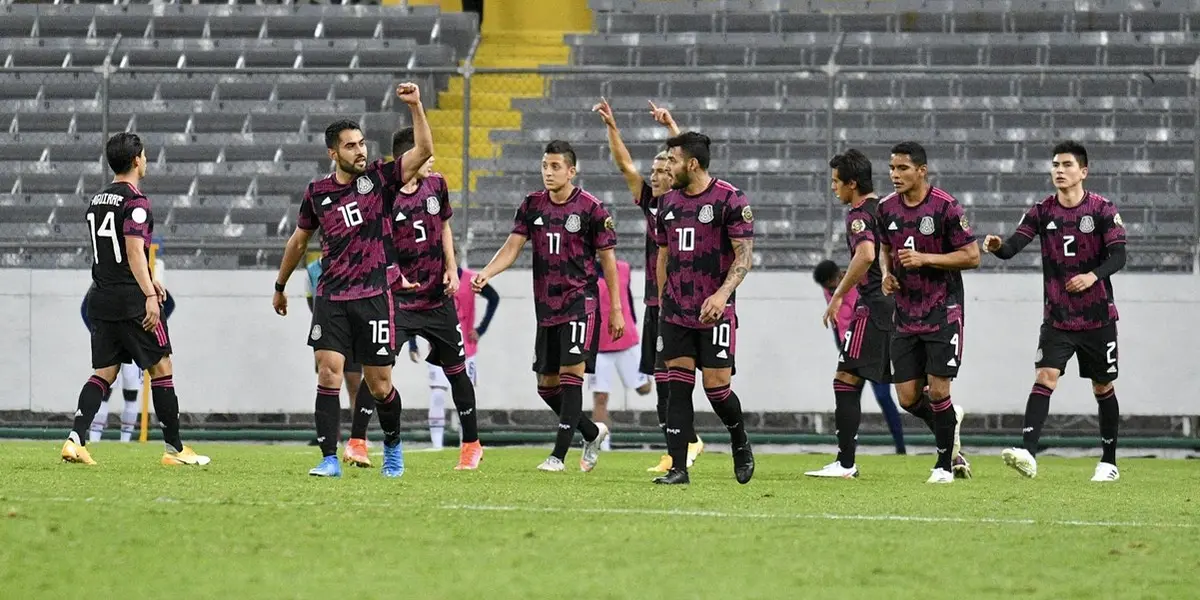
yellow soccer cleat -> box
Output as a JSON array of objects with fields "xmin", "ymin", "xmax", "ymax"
[
  {"xmin": 687, "ymin": 436, "xmax": 705, "ymax": 468},
  {"xmin": 647, "ymin": 454, "xmax": 673, "ymax": 473},
  {"xmin": 61, "ymin": 439, "xmax": 97, "ymax": 465},
  {"xmin": 161, "ymin": 445, "xmax": 211, "ymax": 466}
]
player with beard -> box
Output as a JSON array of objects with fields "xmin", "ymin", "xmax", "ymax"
[
  {"xmin": 471, "ymin": 140, "xmax": 624, "ymax": 473},
  {"xmin": 272, "ymin": 83, "xmax": 429, "ymax": 478},
  {"xmin": 592, "ymin": 97, "xmax": 706, "ymax": 473}
]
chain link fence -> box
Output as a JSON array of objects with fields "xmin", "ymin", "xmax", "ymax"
[{"xmin": 2, "ymin": 65, "xmax": 1196, "ymax": 272}]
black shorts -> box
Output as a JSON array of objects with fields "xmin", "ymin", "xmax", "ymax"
[
  {"xmin": 837, "ymin": 310, "xmax": 892, "ymax": 384},
  {"xmin": 533, "ymin": 306, "xmax": 601, "ymax": 375},
  {"xmin": 395, "ymin": 297, "xmax": 466, "ymax": 368},
  {"xmin": 1036, "ymin": 323, "xmax": 1119, "ymax": 383},
  {"xmin": 308, "ymin": 292, "xmax": 395, "ymax": 367},
  {"xmin": 891, "ymin": 319, "xmax": 963, "ymax": 382},
  {"xmin": 639, "ymin": 304, "xmax": 666, "ymax": 375},
  {"xmin": 90, "ymin": 317, "xmax": 172, "ymax": 370},
  {"xmin": 658, "ymin": 317, "xmax": 736, "ymax": 370}
]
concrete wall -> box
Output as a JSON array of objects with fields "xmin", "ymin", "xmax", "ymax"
[{"xmin": 1, "ymin": 269, "xmax": 1196, "ymax": 416}]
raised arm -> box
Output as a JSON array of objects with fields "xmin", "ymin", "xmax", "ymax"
[
  {"xmin": 593, "ymin": 98, "xmax": 644, "ymax": 200},
  {"xmin": 396, "ymin": 83, "xmax": 432, "ymax": 184},
  {"xmin": 649, "ymin": 101, "xmax": 682, "ymax": 136}
]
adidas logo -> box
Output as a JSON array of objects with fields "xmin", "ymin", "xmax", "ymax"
[
  {"xmin": 716, "ymin": 349, "xmax": 728, "ymax": 359},
  {"xmin": 321, "ymin": 197, "xmax": 332, "ymax": 206},
  {"xmin": 663, "ymin": 211, "xmax": 676, "ymax": 221},
  {"xmin": 569, "ymin": 345, "xmax": 582, "ymax": 355},
  {"xmin": 1107, "ymin": 365, "xmax": 1117, "ymax": 373},
  {"xmin": 649, "ymin": 207, "xmax": 658, "ymax": 216},
  {"xmin": 75, "ymin": 409, "xmax": 83, "ymax": 417},
  {"xmin": 458, "ymin": 348, "xmax": 465, "ymax": 356},
  {"xmin": 947, "ymin": 358, "xmax": 958, "ymax": 367},
  {"xmin": 888, "ymin": 222, "xmax": 898, "ymax": 230},
  {"xmin": 1046, "ymin": 221, "xmax": 1057, "ymax": 230},
  {"xmin": 533, "ymin": 216, "xmax": 544, "ymax": 226},
  {"xmin": 376, "ymin": 347, "xmax": 389, "ymax": 356},
  {"xmin": 395, "ymin": 211, "xmax": 407, "ymax": 221}
]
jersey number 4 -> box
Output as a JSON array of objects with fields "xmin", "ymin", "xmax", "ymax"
[{"xmin": 87, "ymin": 211, "xmax": 122, "ymax": 264}]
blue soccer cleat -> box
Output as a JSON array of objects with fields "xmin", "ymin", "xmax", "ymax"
[
  {"xmin": 308, "ymin": 455, "xmax": 342, "ymax": 478},
  {"xmin": 382, "ymin": 440, "xmax": 405, "ymax": 478}
]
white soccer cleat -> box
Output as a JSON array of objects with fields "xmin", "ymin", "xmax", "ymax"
[
  {"xmin": 1090, "ymin": 462, "xmax": 1119, "ymax": 482},
  {"xmin": 536, "ymin": 456, "xmax": 566, "ymax": 472},
  {"xmin": 926, "ymin": 468, "xmax": 954, "ymax": 484},
  {"xmin": 687, "ymin": 436, "xmax": 704, "ymax": 468},
  {"xmin": 952, "ymin": 404, "xmax": 964, "ymax": 458},
  {"xmin": 579, "ymin": 422, "xmax": 608, "ymax": 472},
  {"xmin": 1001, "ymin": 447, "xmax": 1038, "ymax": 478},
  {"xmin": 804, "ymin": 461, "xmax": 859, "ymax": 479}
]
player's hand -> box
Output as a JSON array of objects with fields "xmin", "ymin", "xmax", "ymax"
[
  {"xmin": 152, "ymin": 280, "xmax": 167, "ymax": 305},
  {"xmin": 822, "ymin": 294, "xmax": 843, "ymax": 329},
  {"xmin": 396, "ymin": 82, "xmax": 421, "ymax": 106},
  {"xmin": 273, "ymin": 291, "xmax": 288, "ymax": 316},
  {"xmin": 396, "ymin": 272, "xmax": 419, "ymax": 291},
  {"xmin": 409, "ymin": 349, "xmax": 420, "ymax": 364},
  {"xmin": 142, "ymin": 296, "xmax": 161, "ymax": 331},
  {"xmin": 469, "ymin": 329, "xmax": 481, "ymax": 343},
  {"xmin": 699, "ymin": 291, "xmax": 729, "ymax": 325},
  {"xmin": 592, "ymin": 97, "xmax": 617, "ymax": 128},
  {"xmin": 648, "ymin": 100, "xmax": 676, "ymax": 129},
  {"xmin": 1065, "ymin": 272, "xmax": 1099, "ymax": 293},
  {"xmin": 470, "ymin": 271, "xmax": 490, "ymax": 293},
  {"xmin": 443, "ymin": 269, "xmax": 460, "ymax": 296},
  {"xmin": 608, "ymin": 307, "xmax": 626, "ymax": 341},
  {"xmin": 983, "ymin": 234, "xmax": 1003, "ymax": 254},
  {"xmin": 897, "ymin": 249, "xmax": 928, "ymax": 269},
  {"xmin": 882, "ymin": 274, "xmax": 900, "ymax": 296}
]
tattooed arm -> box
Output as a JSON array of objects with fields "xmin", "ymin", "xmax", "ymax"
[{"xmin": 701, "ymin": 237, "xmax": 753, "ymax": 324}]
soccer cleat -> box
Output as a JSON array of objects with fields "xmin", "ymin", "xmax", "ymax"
[
  {"xmin": 342, "ymin": 438, "xmax": 372, "ymax": 468},
  {"xmin": 952, "ymin": 404, "xmax": 965, "ymax": 458},
  {"xmin": 580, "ymin": 422, "xmax": 609, "ymax": 472},
  {"xmin": 804, "ymin": 461, "xmax": 859, "ymax": 479},
  {"xmin": 732, "ymin": 442, "xmax": 755, "ymax": 484},
  {"xmin": 161, "ymin": 445, "xmax": 211, "ymax": 466},
  {"xmin": 537, "ymin": 456, "xmax": 566, "ymax": 472},
  {"xmin": 1090, "ymin": 462, "xmax": 1119, "ymax": 482},
  {"xmin": 454, "ymin": 440, "xmax": 483, "ymax": 471},
  {"xmin": 647, "ymin": 454, "xmax": 673, "ymax": 473},
  {"xmin": 952, "ymin": 453, "xmax": 972, "ymax": 479},
  {"xmin": 61, "ymin": 439, "xmax": 97, "ymax": 465},
  {"xmin": 381, "ymin": 440, "xmax": 405, "ymax": 478},
  {"xmin": 926, "ymin": 468, "xmax": 954, "ymax": 484},
  {"xmin": 1001, "ymin": 447, "xmax": 1037, "ymax": 478},
  {"xmin": 653, "ymin": 468, "xmax": 690, "ymax": 485},
  {"xmin": 687, "ymin": 436, "xmax": 705, "ymax": 468},
  {"xmin": 309, "ymin": 455, "xmax": 342, "ymax": 477}
]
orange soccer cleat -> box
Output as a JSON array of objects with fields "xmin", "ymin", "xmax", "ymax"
[{"xmin": 454, "ymin": 440, "xmax": 483, "ymax": 470}]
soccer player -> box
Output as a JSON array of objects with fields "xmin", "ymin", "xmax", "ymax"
[
  {"xmin": 80, "ymin": 259, "xmax": 175, "ymax": 443},
  {"xmin": 302, "ymin": 249, "xmax": 363, "ymax": 447},
  {"xmin": 984, "ymin": 141, "xmax": 1127, "ymax": 482},
  {"xmin": 652, "ymin": 131, "xmax": 755, "ymax": 486},
  {"xmin": 471, "ymin": 140, "xmax": 623, "ymax": 473},
  {"xmin": 408, "ymin": 259, "xmax": 499, "ymax": 450},
  {"xmin": 387, "ymin": 127, "xmax": 484, "ymax": 470},
  {"xmin": 592, "ymin": 97, "xmax": 705, "ymax": 473},
  {"xmin": 877, "ymin": 141, "xmax": 979, "ymax": 484},
  {"xmin": 588, "ymin": 257, "xmax": 652, "ymax": 450},
  {"xmin": 272, "ymin": 83, "xmax": 430, "ymax": 478},
  {"xmin": 62, "ymin": 132, "xmax": 208, "ymax": 467},
  {"xmin": 810, "ymin": 257, "xmax": 907, "ymax": 461}
]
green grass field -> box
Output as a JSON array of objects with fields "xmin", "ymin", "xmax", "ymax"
[{"xmin": 2, "ymin": 441, "xmax": 1198, "ymax": 600}]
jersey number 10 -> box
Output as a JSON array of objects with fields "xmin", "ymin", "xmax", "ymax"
[{"xmin": 87, "ymin": 211, "xmax": 122, "ymax": 264}]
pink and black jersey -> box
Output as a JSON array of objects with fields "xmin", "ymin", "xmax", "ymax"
[
  {"xmin": 85, "ymin": 181, "xmax": 154, "ymax": 320},
  {"xmin": 297, "ymin": 159, "xmax": 404, "ymax": 302},
  {"xmin": 390, "ymin": 173, "xmax": 453, "ymax": 310},
  {"xmin": 635, "ymin": 182, "xmax": 661, "ymax": 305},
  {"xmin": 654, "ymin": 178, "xmax": 755, "ymax": 330},
  {"xmin": 845, "ymin": 196, "xmax": 885, "ymax": 303},
  {"xmin": 877, "ymin": 187, "xmax": 976, "ymax": 334},
  {"xmin": 511, "ymin": 186, "xmax": 617, "ymax": 327},
  {"xmin": 1014, "ymin": 191, "xmax": 1126, "ymax": 331}
]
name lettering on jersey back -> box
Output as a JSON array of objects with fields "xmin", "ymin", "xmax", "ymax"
[{"xmin": 90, "ymin": 193, "xmax": 125, "ymax": 207}]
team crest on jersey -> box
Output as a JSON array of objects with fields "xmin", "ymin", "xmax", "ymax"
[
  {"xmin": 698, "ymin": 204, "xmax": 715, "ymax": 224},
  {"xmin": 356, "ymin": 176, "xmax": 374, "ymax": 195},
  {"xmin": 850, "ymin": 219, "xmax": 866, "ymax": 234},
  {"xmin": 1113, "ymin": 213, "xmax": 1124, "ymax": 227},
  {"xmin": 565, "ymin": 214, "xmax": 582, "ymax": 233},
  {"xmin": 1079, "ymin": 215, "xmax": 1095, "ymax": 234},
  {"xmin": 959, "ymin": 215, "xmax": 970, "ymax": 231},
  {"xmin": 741, "ymin": 206, "xmax": 754, "ymax": 223},
  {"xmin": 919, "ymin": 216, "xmax": 935, "ymax": 235},
  {"xmin": 1035, "ymin": 348, "xmax": 1043, "ymax": 363},
  {"xmin": 310, "ymin": 324, "xmax": 322, "ymax": 341},
  {"xmin": 656, "ymin": 336, "xmax": 664, "ymax": 352},
  {"xmin": 425, "ymin": 196, "xmax": 441, "ymax": 215},
  {"xmin": 603, "ymin": 216, "xmax": 615, "ymax": 230}
]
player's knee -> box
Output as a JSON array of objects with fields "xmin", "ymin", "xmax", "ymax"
[
  {"xmin": 363, "ymin": 374, "xmax": 391, "ymax": 399},
  {"xmin": 537, "ymin": 374, "xmax": 560, "ymax": 388},
  {"xmin": 1035, "ymin": 368, "xmax": 1060, "ymax": 389},
  {"xmin": 94, "ymin": 365, "xmax": 120, "ymax": 384},
  {"xmin": 1092, "ymin": 381, "xmax": 1114, "ymax": 397},
  {"xmin": 593, "ymin": 393, "xmax": 608, "ymax": 407},
  {"xmin": 146, "ymin": 356, "xmax": 172, "ymax": 379},
  {"xmin": 926, "ymin": 376, "xmax": 951, "ymax": 401},
  {"xmin": 701, "ymin": 368, "xmax": 731, "ymax": 389},
  {"xmin": 559, "ymin": 362, "xmax": 586, "ymax": 377},
  {"xmin": 834, "ymin": 371, "xmax": 863, "ymax": 387},
  {"xmin": 664, "ymin": 357, "xmax": 695, "ymax": 371},
  {"xmin": 894, "ymin": 381, "xmax": 921, "ymax": 407}
]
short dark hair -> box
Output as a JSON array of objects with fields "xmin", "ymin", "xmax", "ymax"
[
  {"xmin": 1051, "ymin": 140, "xmax": 1088, "ymax": 167},
  {"xmin": 543, "ymin": 140, "xmax": 576, "ymax": 167},
  {"xmin": 105, "ymin": 132, "xmax": 144, "ymax": 175},
  {"xmin": 829, "ymin": 149, "xmax": 874, "ymax": 195},
  {"xmin": 392, "ymin": 127, "xmax": 415, "ymax": 158},
  {"xmin": 666, "ymin": 131, "xmax": 711, "ymax": 170},
  {"xmin": 890, "ymin": 141, "xmax": 927, "ymax": 167},
  {"xmin": 325, "ymin": 119, "xmax": 361, "ymax": 150},
  {"xmin": 813, "ymin": 259, "xmax": 840, "ymax": 286}
]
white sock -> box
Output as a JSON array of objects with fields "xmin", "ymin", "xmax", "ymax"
[
  {"xmin": 429, "ymin": 387, "xmax": 448, "ymax": 450},
  {"xmin": 120, "ymin": 398, "xmax": 139, "ymax": 443},
  {"xmin": 89, "ymin": 401, "xmax": 109, "ymax": 443}
]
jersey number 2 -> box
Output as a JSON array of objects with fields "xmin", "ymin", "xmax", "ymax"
[
  {"xmin": 1063, "ymin": 235, "xmax": 1075, "ymax": 257},
  {"xmin": 87, "ymin": 212, "xmax": 122, "ymax": 264}
]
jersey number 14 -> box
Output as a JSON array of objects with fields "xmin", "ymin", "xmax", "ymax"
[{"xmin": 87, "ymin": 211, "xmax": 122, "ymax": 264}]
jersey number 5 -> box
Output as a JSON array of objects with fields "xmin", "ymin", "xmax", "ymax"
[
  {"xmin": 86, "ymin": 211, "xmax": 122, "ymax": 264},
  {"xmin": 413, "ymin": 220, "xmax": 427, "ymax": 243}
]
